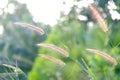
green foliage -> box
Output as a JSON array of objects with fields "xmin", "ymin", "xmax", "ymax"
[
  {"xmin": 0, "ymin": 0, "xmax": 120, "ymax": 80},
  {"xmin": 0, "ymin": 0, "xmax": 49, "ymax": 79},
  {"xmin": 29, "ymin": 0, "xmax": 120, "ymax": 80}
]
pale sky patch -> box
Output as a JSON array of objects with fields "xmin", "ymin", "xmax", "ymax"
[
  {"xmin": 0, "ymin": 0, "xmax": 8, "ymax": 8},
  {"xmin": 0, "ymin": 25, "xmax": 4, "ymax": 35},
  {"xmin": 17, "ymin": 0, "xmax": 95, "ymax": 25},
  {"xmin": 17, "ymin": 0, "xmax": 66, "ymax": 25},
  {"xmin": 0, "ymin": 0, "xmax": 119, "ymax": 26}
]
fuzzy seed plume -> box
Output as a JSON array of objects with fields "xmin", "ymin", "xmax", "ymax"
[
  {"xmin": 86, "ymin": 48, "xmax": 117, "ymax": 65},
  {"xmin": 15, "ymin": 22, "xmax": 44, "ymax": 35},
  {"xmin": 37, "ymin": 43, "xmax": 69, "ymax": 57},
  {"xmin": 88, "ymin": 4, "xmax": 108, "ymax": 32},
  {"xmin": 39, "ymin": 54, "xmax": 65, "ymax": 66}
]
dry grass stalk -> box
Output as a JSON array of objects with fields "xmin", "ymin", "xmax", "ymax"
[
  {"xmin": 39, "ymin": 54, "xmax": 65, "ymax": 66},
  {"xmin": 37, "ymin": 43, "xmax": 69, "ymax": 57},
  {"xmin": 88, "ymin": 4, "xmax": 108, "ymax": 32},
  {"xmin": 15, "ymin": 22, "xmax": 44, "ymax": 35},
  {"xmin": 3, "ymin": 64, "xmax": 23, "ymax": 74},
  {"xmin": 86, "ymin": 48, "xmax": 117, "ymax": 65}
]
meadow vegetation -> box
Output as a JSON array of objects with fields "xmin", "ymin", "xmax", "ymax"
[{"xmin": 0, "ymin": 0, "xmax": 120, "ymax": 80}]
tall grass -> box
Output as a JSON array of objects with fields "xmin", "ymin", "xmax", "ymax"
[
  {"xmin": 1, "ymin": 2, "xmax": 118, "ymax": 80},
  {"xmin": 13, "ymin": 6, "xmax": 118, "ymax": 78}
]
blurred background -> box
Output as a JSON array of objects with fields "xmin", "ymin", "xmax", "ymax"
[{"xmin": 0, "ymin": 0, "xmax": 120, "ymax": 80}]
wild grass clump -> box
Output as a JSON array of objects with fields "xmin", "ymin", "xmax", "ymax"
[
  {"xmin": 2, "ymin": 2, "xmax": 118, "ymax": 80},
  {"xmin": 14, "ymin": 18, "xmax": 118, "ymax": 80},
  {"xmin": 14, "ymin": 3, "xmax": 119, "ymax": 78}
]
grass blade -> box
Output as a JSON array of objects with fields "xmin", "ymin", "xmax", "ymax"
[{"xmin": 2, "ymin": 64, "xmax": 23, "ymax": 74}]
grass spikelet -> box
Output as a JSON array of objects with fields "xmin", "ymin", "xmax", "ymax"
[
  {"xmin": 86, "ymin": 48, "xmax": 117, "ymax": 65},
  {"xmin": 15, "ymin": 22, "xmax": 44, "ymax": 35},
  {"xmin": 2, "ymin": 64, "xmax": 23, "ymax": 74},
  {"xmin": 88, "ymin": 4, "xmax": 108, "ymax": 32},
  {"xmin": 37, "ymin": 43, "xmax": 69, "ymax": 57},
  {"xmin": 38, "ymin": 54, "xmax": 65, "ymax": 66}
]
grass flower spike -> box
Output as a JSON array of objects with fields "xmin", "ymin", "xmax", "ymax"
[
  {"xmin": 88, "ymin": 4, "xmax": 108, "ymax": 32},
  {"xmin": 37, "ymin": 43, "xmax": 69, "ymax": 57},
  {"xmin": 86, "ymin": 48, "xmax": 117, "ymax": 65},
  {"xmin": 39, "ymin": 54, "xmax": 65, "ymax": 66},
  {"xmin": 15, "ymin": 22, "xmax": 44, "ymax": 35}
]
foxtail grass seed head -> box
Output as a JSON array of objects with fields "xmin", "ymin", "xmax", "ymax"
[
  {"xmin": 37, "ymin": 43, "xmax": 69, "ymax": 57},
  {"xmin": 88, "ymin": 4, "xmax": 108, "ymax": 32},
  {"xmin": 2, "ymin": 64, "xmax": 23, "ymax": 74},
  {"xmin": 15, "ymin": 22, "xmax": 44, "ymax": 35},
  {"xmin": 39, "ymin": 54, "xmax": 65, "ymax": 66},
  {"xmin": 86, "ymin": 48, "xmax": 117, "ymax": 65}
]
